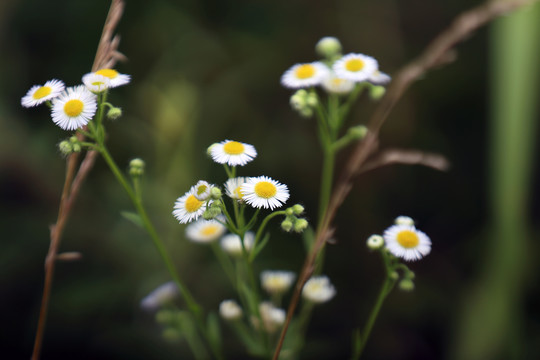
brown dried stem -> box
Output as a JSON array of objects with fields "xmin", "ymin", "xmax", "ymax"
[
  {"xmin": 272, "ymin": 0, "xmax": 536, "ymax": 358},
  {"xmin": 31, "ymin": 1, "xmax": 125, "ymax": 359}
]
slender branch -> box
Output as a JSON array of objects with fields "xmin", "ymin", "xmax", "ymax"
[
  {"xmin": 31, "ymin": 2, "xmax": 126, "ymax": 359},
  {"xmin": 272, "ymin": 1, "xmax": 537, "ymax": 358},
  {"xmin": 357, "ymin": 148, "xmax": 450, "ymax": 174}
]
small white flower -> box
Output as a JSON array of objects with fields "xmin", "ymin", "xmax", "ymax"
[
  {"xmin": 220, "ymin": 232, "xmax": 254, "ymax": 257},
  {"xmin": 281, "ymin": 62, "xmax": 329, "ymax": 89},
  {"xmin": 394, "ymin": 216, "xmax": 415, "ymax": 226},
  {"xmin": 192, "ymin": 180, "xmax": 213, "ymax": 201},
  {"xmin": 140, "ymin": 282, "xmax": 179, "ymax": 311},
  {"xmin": 302, "ymin": 276, "xmax": 336, "ymax": 303},
  {"xmin": 260, "ymin": 270, "xmax": 296, "ymax": 295},
  {"xmin": 185, "ymin": 217, "xmax": 226, "ymax": 243},
  {"xmin": 21, "ymin": 79, "xmax": 65, "ymax": 107},
  {"xmin": 219, "ymin": 299, "xmax": 243, "ymax": 320},
  {"xmin": 366, "ymin": 234, "xmax": 384, "ymax": 250},
  {"xmin": 51, "ymin": 85, "xmax": 97, "ymax": 130},
  {"xmin": 368, "ymin": 70, "xmax": 391, "ymax": 86},
  {"xmin": 321, "ymin": 72, "xmax": 355, "ymax": 94},
  {"xmin": 383, "ymin": 224, "xmax": 431, "ymax": 261},
  {"xmin": 333, "ymin": 53, "xmax": 378, "ymax": 83},
  {"xmin": 241, "ymin": 176, "xmax": 290, "ymax": 210},
  {"xmin": 256, "ymin": 302, "xmax": 286, "ymax": 333},
  {"xmin": 225, "ymin": 177, "xmax": 247, "ymax": 201},
  {"xmin": 93, "ymin": 68, "xmax": 130, "ymax": 88},
  {"xmin": 82, "ymin": 73, "xmax": 111, "ymax": 93},
  {"xmin": 172, "ymin": 190, "xmax": 210, "ymax": 224},
  {"xmin": 210, "ymin": 140, "xmax": 257, "ymax": 167}
]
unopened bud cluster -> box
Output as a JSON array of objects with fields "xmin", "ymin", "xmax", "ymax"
[
  {"xmin": 129, "ymin": 158, "xmax": 145, "ymax": 177},
  {"xmin": 281, "ymin": 204, "xmax": 308, "ymax": 233},
  {"xmin": 290, "ymin": 90, "xmax": 318, "ymax": 118},
  {"xmin": 58, "ymin": 136, "xmax": 82, "ymax": 156}
]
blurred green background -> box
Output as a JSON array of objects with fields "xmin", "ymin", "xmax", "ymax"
[{"xmin": 1, "ymin": 0, "xmax": 539, "ymax": 359}]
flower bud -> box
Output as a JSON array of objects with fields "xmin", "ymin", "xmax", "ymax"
[
  {"xmin": 366, "ymin": 234, "xmax": 384, "ymax": 250},
  {"xmin": 398, "ymin": 278, "xmax": 415, "ymax": 291},
  {"xmin": 107, "ymin": 107, "xmax": 122, "ymax": 120},
  {"xmin": 315, "ymin": 37, "xmax": 342, "ymax": 59},
  {"xmin": 347, "ymin": 125, "xmax": 368, "ymax": 140},
  {"xmin": 58, "ymin": 141, "xmax": 73, "ymax": 155},
  {"xmin": 293, "ymin": 218, "xmax": 308, "ymax": 233},
  {"xmin": 129, "ymin": 158, "xmax": 145, "ymax": 177},
  {"xmin": 285, "ymin": 208, "xmax": 294, "ymax": 216},
  {"xmin": 155, "ymin": 310, "xmax": 176, "ymax": 325},
  {"xmin": 69, "ymin": 136, "xmax": 79, "ymax": 144},
  {"xmin": 306, "ymin": 93, "xmax": 318, "ymax": 107},
  {"xmin": 395, "ymin": 216, "xmax": 415, "ymax": 226},
  {"xmin": 281, "ymin": 219, "xmax": 293, "ymax": 232},
  {"xmin": 290, "ymin": 93, "xmax": 306, "ymax": 111},
  {"xmin": 300, "ymin": 108, "xmax": 314, "ymax": 118},
  {"xmin": 369, "ymin": 85, "xmax": 386, "ymax": 100},
  {"xmin": 292, "ymin": 204, "xmax": 305, "ymax": 215},
  {"xmin": 203, "ymin": 206, "xmax": 222, "ymax": 220},
  {"xmin": 390, "ymin": 271, "xmax": 400, "ymax": 281},
  {"xmin": 72, "ymin": 143, "xmax": 82, "ymax": 153},
  {"xmin": 210, "ymin": 186, "xmax": 222, "ymax": 199}
]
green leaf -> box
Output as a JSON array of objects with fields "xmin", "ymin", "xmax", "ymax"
[
  {"xmin": 206, "ymin": 312, "xmax": 222, "ymax": 352},
  {"xmin": 120, "ymin": 211, "xmax": 143, "ymax": 228}
]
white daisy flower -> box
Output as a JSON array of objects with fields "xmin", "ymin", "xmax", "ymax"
[
  {"xmin": 172, "ymin": 190, "xmax": 210, "ymax": 224},
  {"xmin": 383, "ymin": 224, "xmax": 431, "ymax": 261},
  {"xmin": 256, "ymin": 301, "xmax": 286, "ymax": 333},
  {"xmin": 281, "ymin": 61, "xmax": 329, "ymax": 89},
  {"xmin": 51, "ymin": 85, "xmax": 97, "ymax": 130},
  {"xmin": 302, "ymin": 275, "xmax": 336, "ymax": 303},
  {"xmin": 140, "ymin": 281, "xmax": 179, "ymax": 311},
  {"xmin": 225, "ymin": 177, "xmax": 247, "ymax": 201},
  {"xmin": 21, "ymin": 79, "xmax": 65, "ymax": 107},
  {"xmin": 82, "ymin": 73, "xmax": 111, "ymax": 93},
  {"xmin": 333, "ymin": 53, "xmax": 378, "ymax": 83},
  {"xmin": 260, "ymin": 270, "xmax": 296, "ymax": 295},
  {"xmin": 191, "ymin": 180, "xmax": 213, "ymax": 201},
  {"xmin": 241, "ymin": 176, "xmax": 289, "ymax": 210},
  {"xmin": 185, "ymin": 217, "xmax": 226, "ymax": 243},
  {"xmin": 210, "ymin": 140, "xmax": 257, "ymax": 167},
  {"xmin": 368, "ymin": 70, "xmax": 391, "ymax": 86},
  {"xmin": 220, "ymin": 232, "xmax": 254, "ymax": 257},
  {"xmin": 321, "ymin": 72, "xmax": 355, "ymax": 94},
  {"xmin": 93, "ymin": 68, "xmax": 131, "ymax": 88},
  {"xmin": 219, "ymin": 299, "xmax": 243, "ymax": 320}
]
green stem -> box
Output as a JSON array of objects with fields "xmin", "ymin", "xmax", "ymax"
[
  {"xmin": 317, "ymin": 146, "xmax": 335, "ymax": 224},
  {"xmin": 99, "ymin": 145, "xmax": 224, "ymax": 360},
  {"xmin": 249, "ymin": 211, "xmax": 286, "ymax": 262}
]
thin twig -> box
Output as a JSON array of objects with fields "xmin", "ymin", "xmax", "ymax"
[
  {"xmin": 31, "ymin": 2, "xmax": 125, "ymax": 359},
  {"xmin": 357, "ymin": 148, "xmax": 450, "ymax": 174},
  {"xmin": 272, "ymin": 1, "xmax": 536, "ymax": 358}
]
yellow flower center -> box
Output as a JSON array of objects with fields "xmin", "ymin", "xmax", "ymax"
[
  {"xmin": 234, "ymin": 186, "xmax": 244, "ymax": 199},
  {"xmin": 185, "ymin": 194, "xmax": 203, "ymax": 213},
  {"xmin": 254, "ymin": 181, "xmax": 277, "ymax": 199},
  {"xmin": 201, "ymin": 225, "xmax": 219, "ymax": 236},
  {"xmin": 95, "ymin": 69, "xmax": 119, "ymax": 79},
  {"xmin": 64, "ymin": 99, "xmax": 84, "ymax": 117},
  {"xmin": 223, "ymin": 141, "xmax": 245, "ymax": 155},
  {"xmin": 396, "ymin": 230, "xmax": 420, "ymax": 248},
  {"xmin": 332, "ymin": 78, "xmax": 345, "ymax": 86},
  {"xmin": 33, "ymin": 86, "xmax": 52, "ymax": 100},
  {"xmin": 92, "ymin": 81, "xmax": 106, "ymax": 88},
  {"xmin": 345, "ymin": 58, "xmax": 365, "ymax": 72},
  {"xmin": 295, "ymin": 64, "xmax": 316, "ymax": 79}
]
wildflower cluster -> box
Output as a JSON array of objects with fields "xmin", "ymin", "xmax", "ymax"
[
  {"xmin": 366, "ymin": 216, "xmax": 431, "ymax": 291},
  {"xmin": 281, "ymin": 36, "xmax": 390, "ymax": 121},
  {"xmin": 163, "ymin": 139, "xmax": 336, "ymax": 356}
]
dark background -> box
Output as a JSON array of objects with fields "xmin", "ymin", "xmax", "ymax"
[{"xmin": 1, "ymin": 0, "xmax": 539, "ymax": 359}]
